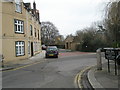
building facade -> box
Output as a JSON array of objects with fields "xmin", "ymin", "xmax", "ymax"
[
  {"xmin": 65, "ymin": 35, "xmax": 80, "ymax": 51},
  {"xmin": 0, "ymin": 1, "xmax": 2, "ymax": 59},
  {"xmin": 0, "ymin": 0, "xmax": 42, "ymax": 63}
]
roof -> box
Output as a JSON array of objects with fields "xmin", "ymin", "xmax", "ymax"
[
  {"xmin": 65, "ymin": 35, "xmax": 74, "ymax": 42},
  {"xmin": 65, "ymin": 35, "xmax": 80, "ymax": 43}
]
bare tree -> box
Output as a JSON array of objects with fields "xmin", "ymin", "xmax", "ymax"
[
  {"xmin": 41, "ymin": 21, "xmax": 59, "ymax": 45},
  {"xmin": 55, "ymin": 35, "xmax": 65, "ymax": 45},
  {"xmin": 75, "ymin": 23, "xmax": 107, "ymax": 51},
  {"xmin": 103, "ymin": 1, "xmax": 120, "ymax": 47}
]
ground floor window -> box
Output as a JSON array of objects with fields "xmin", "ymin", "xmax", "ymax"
[
  {"xmin": 28, "ymin": 41, "xmax": 30, "ymax": 54},
  {"xmin": 15, "ymin": 41, "xmax": 25, "ymax": 56},
  {"xmin": 34, "ymin": 42, "xmax": 37, "ymax": 52},
  {"xmin": 33, "ymin": 42, "xmax": 40, "ymax": 52}
]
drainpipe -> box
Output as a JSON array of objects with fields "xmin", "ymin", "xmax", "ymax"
[{"xmin": 2, "ymin": 55, "xmax": 4, "ymax": 68}]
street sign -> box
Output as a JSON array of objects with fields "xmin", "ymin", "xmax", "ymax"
[
  {"xmin": 104, "ymin": 48, "xmax": 120, "ymax": 60},
  {"xmin": 104, "ymin": 48, "xmax": 120, "ymax": 75},
  {"xmin": 105, "ymin": 50, "xmax": 116, "ymax": 60}
]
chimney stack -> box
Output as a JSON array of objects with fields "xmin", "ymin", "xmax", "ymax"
[
  {"xmin": 33, "ymin": 1, "xmax": 36, "ymax": 10},
  {"xmin": 33, "ymin": 1, "xmax": 36, "ymax": 15}
]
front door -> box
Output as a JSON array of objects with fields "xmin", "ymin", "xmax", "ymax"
[{"xmin": 31, "ymin": 42, "xmax": 34, "ymax": 56}]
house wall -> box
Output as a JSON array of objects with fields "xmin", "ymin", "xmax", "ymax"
[
  {"xmin": 65, "ymin": 36, "xmax": 74, "ymax": 50},
  {"xmin": 71, "ymin": 43, "xmax": 77, "ymax": 51},
  {"xmin": 2, "ymin": 2, "xmax": 27, "ymax": 62},
  {"xmin": 65, "ymin": 42, "xmax": 77, "ymax": 51},
  {"xmin": 65, "ymin": 36, "xmax": 79, "ymax": 51},
  {"xmin": 0, "ymin": 1, "xmax": 2, "ymax": 56},
  {"xmin": 26, "ymin": 10, "xmax": 41, "ymax": 58},
  {"xmin": 1, "ymin": 2, "xmax": 41, "ymax": 63}
]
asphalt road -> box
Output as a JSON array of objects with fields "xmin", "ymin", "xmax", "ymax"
[{"xmin": 3, "ymin": 52, "xmax": 97, "ymax": 88}]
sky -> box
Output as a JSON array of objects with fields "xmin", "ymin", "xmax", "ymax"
[{"xmin": 23, "ymin": 0, "xmax": 110, "ymax": 37}]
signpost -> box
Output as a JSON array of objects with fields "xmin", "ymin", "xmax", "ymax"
[{"xmin": 104, "ymin": 48, "xmax": 120, "ymax": 75}]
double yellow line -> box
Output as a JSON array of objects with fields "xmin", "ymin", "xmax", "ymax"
[{"xmin": 74, "ymin": 66, "xmax": 93, "ymax": 89}]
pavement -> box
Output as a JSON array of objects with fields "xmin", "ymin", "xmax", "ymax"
[
  {"xmin": 0, "ymin": 50, "xmax": 45, "ymax": 71},
  {"xmin": 87, "ymin": 58, "xmax": 120, "ymax": 89},
  {"xmin": 0, "ymin": 50, "xmax": 119, "ymax": 89}
]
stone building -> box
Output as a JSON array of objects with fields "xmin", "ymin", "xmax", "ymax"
[
  {"xmin": 0, "ymin": 0, "xmax": 42, "ymax": 63},
  {"xmin": 65, "ymin": 35, "xmax": 80, "ymax": 51}
]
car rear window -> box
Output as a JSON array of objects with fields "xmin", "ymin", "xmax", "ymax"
[{"xmin": 47, "ymin": 48, "xmax": 57, "ymax": 51}]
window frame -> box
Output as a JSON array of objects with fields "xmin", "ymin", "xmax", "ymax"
[
  {"xmin": 15, "ymin": 0, "xmax": 22, "ymax": 13},
  {"xmin": 28, "ymin": 41, "xmax": 30, "ymax": 54},
  {"xmin": 15, "ymin": 41, "xmax": 25, "ymax": 56},
  {"xmin": 30, "ymin": 25, "xmax": 33, "ymax": 36},
  {"xmin": 14, "ymin": 19, "xmax": 24, "ymax": 34}
]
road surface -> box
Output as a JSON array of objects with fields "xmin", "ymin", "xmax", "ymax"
[{"xmin": 3, "ymin": 51, "xmax": 96, "ymax": 88}]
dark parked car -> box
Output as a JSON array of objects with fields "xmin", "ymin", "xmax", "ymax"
[{"xmin": 45, "ymin": 46, "xmax": 59, "ymax": 58}]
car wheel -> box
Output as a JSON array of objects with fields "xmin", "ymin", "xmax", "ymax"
[{"xmin": 56, "ymin": 55, "xmax": 58, "ymax": 58}]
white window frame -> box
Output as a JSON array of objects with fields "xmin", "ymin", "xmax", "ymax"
[
  {"xmin": 14, "ymin": 19, "xmax": 24, "ymax": 33},
  {"xmin": 16, "ymin": 41, "xmax": 25, "ymax": 56},
  {"xmin": 28, "ymin": 41, "xmax": 30, "ymax": 54},
  {"xmin": 34, "ymin": 42, "xmax": 38, "ymax": 52},
  {"xmin": 34, "ymin": 42, "xmax": 35, "ymax": 52},
  {"xmin": 15, "ymin": 0, "xmax": 22, "ymax": 13}
]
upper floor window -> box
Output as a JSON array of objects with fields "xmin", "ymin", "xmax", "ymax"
[
  {"xmin": 30, "ymin": 25, "xmax": 33, "ymax": 36},
  {"xmin": 38, "ymin": 30, "xmax": 39, "ymax": 40},
  {"xmin": 15, "ymin": 0, "xmax": 22, "ymax": 13},
  {"xmin": 34, "ymin": 28, "xmax": 37, "ymax": 37},
  {"xmin": 14, "ymin": 19, "xmax": 24, "ymax": 34}
]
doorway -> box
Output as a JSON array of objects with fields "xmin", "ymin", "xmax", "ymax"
[{"xmin": 31, "ymin": 42, "xmax": 34, "ymax": 56}]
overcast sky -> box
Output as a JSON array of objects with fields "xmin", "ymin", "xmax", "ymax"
[{"xmin": 23, "ymin": 0, "xmax": 109, "ymax": 36}]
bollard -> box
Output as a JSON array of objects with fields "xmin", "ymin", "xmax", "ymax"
[{"xmin": 96, "ymin": 48, "xmax": 102, "ymax": 70}]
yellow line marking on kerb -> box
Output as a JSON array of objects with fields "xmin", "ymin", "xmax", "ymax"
[
  {"xmin": 74, "ymin": 66, "xmax": 93, "ymax": 89},
  {"xmin": 2, "ymin": 61, "xmax": 44, "ymax": 72},
  {"xmin": 74, "ymin": 73, "xmax": 79, "ymax": 87}
]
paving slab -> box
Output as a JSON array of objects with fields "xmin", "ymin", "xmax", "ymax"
[{"xmin": 88, "ymin": 60, "xmax": 119, "ymax": 89}]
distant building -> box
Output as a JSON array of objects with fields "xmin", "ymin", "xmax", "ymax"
[
  {"xmin": 65, "ymin": 35, "xmax": 80, "ymax": 51},
  {"xmin": 0, "ymin": 0, "xmax": 42, "ymax": 63}
]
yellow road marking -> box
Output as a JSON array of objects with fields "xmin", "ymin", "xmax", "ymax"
[
  {"xmin": 74, "ymin": 66, "xmax": 93, "ymax": 89},
  {"xmin": 2, "ymin": 61, "xmax": 44, "ymax": 72},
  {"xmin": 74, "ymin": 73, "xmax": 79, "ymax": 88}
]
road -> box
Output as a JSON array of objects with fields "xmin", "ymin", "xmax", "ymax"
[{"xmin": 3, "ymin": 51, "xmax": 96, "ymax": 88}]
